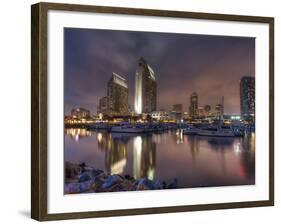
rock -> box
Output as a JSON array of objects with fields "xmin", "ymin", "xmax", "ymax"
[
  {"xmin": 162, "ymin": 181, "xmax": 167, "ymax": 189},
  {"xmin": 91, "ymin": 169, "xmax": 104, "ymax": 179},
  {"xmin": 65, "ymin": 183, "xmax": 80, "ymax": 194},
  {"xmin": 65, "ymin": 162, "xmax": 177, "ymax": 193},
  {"xmin": 104, "ymin": 183, "xmax": 125, "ymax": 192},
  {"xmin": 136, "ymin": 178, "xmax": 156, "ymax": 190},
  {"xmin": 124, "ymin": 174, "xmax": 135, "ymax": 181},
  {"xmin": 153, "ymin": 180, "xmax": 163, "ymax": 189},
  {"xmin": 95, "ymin": 172, "xmax": 108, "ymax": 182},
  {"xmin": 65, "ymin": 161, "xmax": 81, "ymax": 178},
  {"xmin": 79, "ymin": 162, "xmax": 86, "ymax": 172},
  {"xmin": 78, "ymin": 172, "xmax": 91, "ymax": 183},
  {"xmin": 101, "ymin": 174, "xmax": 123, "ymax": 189},
  {"xmin": 120, "ymin": 179, "xmax": 135, "ymax": 191},
  {"xmin": 79, "ymin": 180, "xmax": 94, "ymax": 192},
  {"xmin": 91, "ymin": 176, "xmax": 105, "ymax": 192},
  {"xmin": 65, "ymin": 180, "xmax": 93, "ymax": 194},
  {"xmin": 167, "ymin": 178, "xmax": 178, "ymax": 189}
]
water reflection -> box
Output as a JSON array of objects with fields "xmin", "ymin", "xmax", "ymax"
[
  {"xmin": 186, "ymin": 136, "xmax": 200, "ymax": 162},
  {"xmin": 96, "ymin": 132, "xmax": 128, "ymax": 174},
  {"xmin": 174, "ymin": 129, "xmax": 184, "ymax": 144},
  {"xmin": 65, "ymin": 129, "xmax": 255, "ymax": 188},
  {"xmin": 133, "ymin": 135, "xmax": 156, "ymax": 180},
  {"xmin": 65, "ymin": 128, "xmax": 92, "ymax": 142}
]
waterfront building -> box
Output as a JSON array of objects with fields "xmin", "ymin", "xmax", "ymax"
[
  {"xmin": 182, "ymin": 111, "xmax": 189, "ymax": 119},
  {"xmin": 97, "ymin": 96, "xmax": 108, "ymax": 115},
  {"xmin": 171, "ymin": 104, "xmax": 183, "ymax": 120},
  {"xmin": 198, "ymin": 106, "xmax": 205, "ymax": 118},
  {"xmin": 215, "ymin": 103, "xmax": 224, "ymax": 116},
  {"xmin": 107, "ymin": 72, "xmax": 129, "ymax": 116},
  {"xmin": 189, "ymin": 92, "xmax": 198, "ymax": 118},
  {"xmin": 240, "ymin": 76, "xmax": 255, "ymax": 120},
  {"xmin": 215, "ymin": 96, "xmax": 224, "ymax": 116},
  {"xmin": 204, "ymin": 105, "xmax": 211, "ymax": 116},
  {"xmin": 150, "ymin": 110, "xmax": 169, "ymax": 121},
  {"xmin": 172, "ymin": 104, "xmax": 183, "ymax": 113},
  {"xmin": 223, "ymin": 115, "xmax": 242, "ymax": 125},
  {"xmin": 71, "ymin": 107, "xmax": 90, "ymax": 119},
  {"xmin": 134, "ymin": 57, "xmax": 157, "ymax": 114}
]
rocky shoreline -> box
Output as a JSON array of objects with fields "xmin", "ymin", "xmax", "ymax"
[{"xmin": 65, "ymin": 161, "xmax": 178, "ymax": 194}]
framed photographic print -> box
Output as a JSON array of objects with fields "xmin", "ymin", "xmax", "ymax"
[{"xmin": 31, "ymin": 2, "xmax": 274, "ymax": 221}]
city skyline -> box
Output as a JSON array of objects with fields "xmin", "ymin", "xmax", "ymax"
[{"xmin": 64, "ymin": 28, "xmax": 255, "ymax": 115}]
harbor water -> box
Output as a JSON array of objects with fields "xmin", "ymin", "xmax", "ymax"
[{"xmin": 65, "ymin": 128, "xmax": 255, "ymax": 188}]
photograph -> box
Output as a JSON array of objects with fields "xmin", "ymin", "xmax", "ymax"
[{"xmin": 63, "ymin": 28, "xmax": 256, "ymax": 194}]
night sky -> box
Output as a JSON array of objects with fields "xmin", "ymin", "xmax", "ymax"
[{"xmin": 64, "ymin": 28, "xmax": 255, "ymax": 115}]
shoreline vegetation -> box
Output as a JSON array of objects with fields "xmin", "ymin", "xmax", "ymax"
[{"xmin": 65, "ymin": 161, "xmax": 178, "ymax": 194}]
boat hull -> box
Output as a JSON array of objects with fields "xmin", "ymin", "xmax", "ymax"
[
  {"xmin": 111, "ymin": 127, "xmax": 146, "ymax": 133},
  {"xmin": 197, "ymin": 130, "xmax": 235, "ymax": 137}
]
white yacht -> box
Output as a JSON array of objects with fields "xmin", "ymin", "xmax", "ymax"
[
  {"xmin": 183, "ymin": 126, "xmax": 199, "ymax": 135},
  {"xmin": 197, "ymin": 125, "xmax": 235, "ymax": 137}
]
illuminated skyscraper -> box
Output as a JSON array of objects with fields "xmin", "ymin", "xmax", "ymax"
[
  {"xmin": 171, "ymin": 104, "xmax": 183, "ymax": 120},
  {"xmin": 107, "ymin": 72, "xmax": 129, "ymax": 116},
  {"xmin": 215, "ymin": 104, "xmax": 224, "ymax": 116},
  {"xmin": 198, "ymin": 106, "xmax": 205, "ymax": 118},
  {"xmin": 215, "ymin": 96, "xmax": 224, "ymax": 116},
  {"xmin": 134, "ymin": 58, "xmax": 157, "ymax": 114},
  {"xmin": 204, "ymin": 105, "xmax": 211, "ymax": 116},
  {"xmin": 189, "ymin": 92, "xmax": 198, "ymax": 118},
  {"xmin": 240, "ymin": 76, "xmax": 255, "ymax": 120},
  {"xmin": 97, "ymin": 96, "xmax": 108, "ymax": 115}
]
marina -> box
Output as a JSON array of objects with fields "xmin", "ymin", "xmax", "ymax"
[{"xmin": 65, "ymin": 126, "xmax": 255, "ymax": 189}]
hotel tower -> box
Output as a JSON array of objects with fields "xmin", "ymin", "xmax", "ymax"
[
  {"xmin": 107, "ymin": 72, "xmax": 129, "ymax": 116},
  {"xmin": 134, "ymin": 58, "xmax": 157, "ymax": 114}
]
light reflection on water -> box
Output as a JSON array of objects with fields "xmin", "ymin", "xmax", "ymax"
[{"xmin": 65, "ymin": 128, "xmax": 255, "ymax": 188}]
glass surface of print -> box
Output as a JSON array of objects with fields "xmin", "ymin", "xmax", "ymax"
[{"xmin": 64, "ymin": 28, "xmax": 255, "ymax": 195}]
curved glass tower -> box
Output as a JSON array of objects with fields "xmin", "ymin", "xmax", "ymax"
[{"xmin": 134, "ymin": 58, "xmax": 157, "ymax": 114}]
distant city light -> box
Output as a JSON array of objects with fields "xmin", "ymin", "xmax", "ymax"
[{"xmin": 99, "ymin": 113, "xmax": 103, "ymax": 120}]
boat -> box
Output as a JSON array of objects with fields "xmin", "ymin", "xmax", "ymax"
[
  {"xmin": 111, "ymin": 125, "xmax": 146, "ymax": 133},
  {"xmin": 183, "ymin": 126, "xmax": 199, "ymax": 135},
  {"xmin": 197, "ymin": 125, "xmax": 235, "ymax": 137}
]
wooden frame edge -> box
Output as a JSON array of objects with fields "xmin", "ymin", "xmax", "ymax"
[
  {"xmin": 31, "ymin": 3, "xmax": 48, "ymax": 221},
  {"xmin": 31, "ymin": 2, "xmax": 274, "ymax": 221}
]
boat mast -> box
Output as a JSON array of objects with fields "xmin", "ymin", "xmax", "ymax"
[{"xmin": 219, "ymin": 96, "xmax": 224, "ymax": 129}]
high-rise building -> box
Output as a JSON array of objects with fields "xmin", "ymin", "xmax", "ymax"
[
  {"xmin": 171, "ymin": 104, "xmax": 183, "ymax": 120},
  {"xmin": 215, "ymin": 103, "xmax": 224, "ymax": 116},
  {"xmin": 189, "ymin": 92, "xmax": 198, "ymax": 118},
  {"xmin": 97, "ymin": 96, "xmax": 108, "ymax": 115},
  {"xmin": 107, "ymin": 72, "xmax": 129, "ymax": 116},
  {"xmin": 198, "ymin": 106, "xmax": 205, "ymax": 118},
  {"xmin": 204, "ymin": 105, "xmax": 211, "ymax": 116},
  {"xmin": 134, "ymin": 58, "xmax": 157, "ymax": 114},
  {"xmin": 172, "ymin": 104, "xmax": 183, "ymax": 113},
  {"xmin": 240, "ymin": 76, "xmax": 255, "ymax": 119},
  {"xmin": 71, "ymin": 107, "xmax": 90, "ymax": 119},
  {"xmin": 215, "ymin": 96, "xmax": 224, "ymax": 116}
]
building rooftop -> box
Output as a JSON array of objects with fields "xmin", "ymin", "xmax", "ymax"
[{"xmin": 111, "ymin": 72, "xmax": 128, "ymax": 88}]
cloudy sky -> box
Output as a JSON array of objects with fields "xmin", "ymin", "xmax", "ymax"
[{"xmin": 64, "ymin": 28, "xmax": 255, "ymax": 115}]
